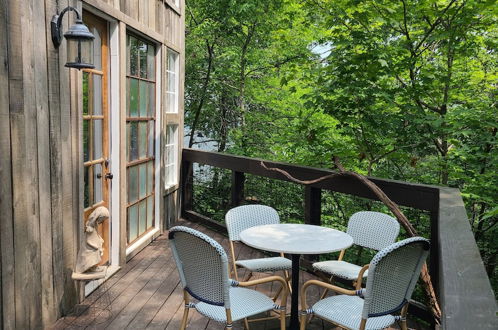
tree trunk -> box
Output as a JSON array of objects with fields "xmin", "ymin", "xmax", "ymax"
[
  {"xmin": 237, "ymin": 24, "xmax": 256, "ymax": 152},
  {"xmin": 188, "ymin": 42, "xmax": 214, "ymax": 148}
]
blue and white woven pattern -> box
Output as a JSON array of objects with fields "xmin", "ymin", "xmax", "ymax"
[
  {"xmin": 225, "ymin": 205, "xmax": 280, "ymax": 241},
  {"xmin": 195, "ymin": 287, "xmax": 276, "ymax": 323},
  {"xmin": 236, "ymin": 256, "xmax": 292, "ymax": 272},
  {"xmin": 362, "ymin": 237, "xmax": 430, "ymax": 319},
  {"xmin": 169, "ymin": 226, "xmax": 231, "ymax": 307},
  {"xmin": 313, "ymin": 211, "xmax": 399, "ymax": 280},
  {"xmin": 306, "ymin": 237, "xmax": 428, "ymax": 329},
  {"xmin": 169, "ymin": 226, "xmax": 281, "ymax": 325},
  {"xmin": 347, "ymin": 211, "xmax": 400, "ymax": 251},
  {"xmin": 312, "ymin": 260, "xmax": 368, "ymax": 280},
  {"xmin": 309, "ymin": 295, "xmax": 395, "ymax": 330}
]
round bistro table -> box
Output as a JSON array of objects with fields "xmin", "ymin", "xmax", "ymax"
[{"xmin": 239, "ymin": 223, "xmax": 354, "ymax": 330}]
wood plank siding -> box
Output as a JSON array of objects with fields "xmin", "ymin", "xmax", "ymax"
[{"xmin": 0, "ymin": 0, "xmax": 184, "ymax": 328}]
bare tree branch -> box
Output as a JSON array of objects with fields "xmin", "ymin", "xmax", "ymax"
[{"xmin": 260, "ymin": 156, "xmax": 442, "ymax": 322}]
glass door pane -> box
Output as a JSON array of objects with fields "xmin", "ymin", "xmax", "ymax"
[
  {"xmin": 126, "ymin": 33, "xmax": 156, "ymax": 245},
  {"xmin": 82, "ymin": 11, "xmax": 110, "ymax": 265}
]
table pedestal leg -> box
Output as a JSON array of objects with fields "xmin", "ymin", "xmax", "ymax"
[{"xmin": 290, "ymin": 254, "xmax": 300, "ymax": 330}]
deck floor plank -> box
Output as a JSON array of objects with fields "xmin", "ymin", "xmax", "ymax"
[
  {"xmin": 146, "ymin": 283, "xmax": 184, "ymax": 330},
  {"xmin": 126, "ymin": 258, "xmax": 181, "ymax": 328},
  {"xmin": 51, "ymin": 221, "xmax": 426, "ymax": 330},
  {"xmin": 106, "ymin": 260, "xmax": 177, "ymax": 329},
  {"xmin": 86, "ymin": 251, "xmax": 170, "ymax": 328}
]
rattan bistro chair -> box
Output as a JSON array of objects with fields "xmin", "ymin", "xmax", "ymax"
[
  {"xmin": 169, "ymin": 226, "xmax": 288, "ymax": 330},
  {"xmin": 313, "ymin": 211, "xmax": 400, "ymax": 288},
  {"xmin": 225, "ymin": 205, "xmax": 292, "ymax": 290},
  {"xmin": 300, "ymin": 237, "xmax": 430, "ymax": 330}
]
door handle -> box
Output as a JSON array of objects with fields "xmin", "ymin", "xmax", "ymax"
[{"xmin": 105, "ymin": 173, "xmax": 114, "ymax": 180}]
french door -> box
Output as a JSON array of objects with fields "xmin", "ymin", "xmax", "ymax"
[
  {"xmin": 125, "ymin": 34, "xmax": 156, "ymax": 245},
  {"xmin": 82, "ymin": 11, "xmax": 111, "ymax": 264}
]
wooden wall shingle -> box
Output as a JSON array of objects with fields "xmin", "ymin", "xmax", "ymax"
[
  {"xmin": 0, "ymin": 0, "xmax": 16, "ymax": 327},
  {"xmin": 0, "ymin": 0, "xmax": 185, "ymax": 327}
]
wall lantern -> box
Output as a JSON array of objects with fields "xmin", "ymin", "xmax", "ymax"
[{"xmin": 51, "ymin": 6, "xmax": 95, "ymax": 70}]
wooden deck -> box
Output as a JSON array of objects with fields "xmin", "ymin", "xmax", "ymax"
[{"xmin": 51, "ymin": 221, "xmax": 427, "ymax": 330}]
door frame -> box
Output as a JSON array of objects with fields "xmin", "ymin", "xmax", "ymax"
[
  {"xmin": 109, "ymin": 18, "xmax": 121, "ymax": 269},
  {"xmin": 124, "ymin": 30, "xmax": 162, "ymax": 259},
  {"xmin": 81, "ymin": 5, "xmax": 164, "ymax": 277},
  {"xmin": 82, "ymin": 10, "xmax": 110, "ymax": 266},
  {"xmin": 80, "ymin": 7, "xmax": 122, "ymax": 296}
]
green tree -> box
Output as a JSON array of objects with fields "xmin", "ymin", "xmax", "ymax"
[
  {"xmin": 303, "ymin": 0, "xmax": 497, "ymax": 288},
  {"xmin": 185, "ymin": 0, "xmax": 498, "ymax": 292}
]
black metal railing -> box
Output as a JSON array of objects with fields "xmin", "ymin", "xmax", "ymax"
[{"xmin": 180, "ymin": 148, "xmax": 497, "ymax": 329}]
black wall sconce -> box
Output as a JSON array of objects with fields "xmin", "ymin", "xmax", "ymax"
[{"xmin": 51, "ymin": 6, "xmax": 95, "ymax": 69}]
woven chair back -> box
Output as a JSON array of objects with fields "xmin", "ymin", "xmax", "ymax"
[
  {"xmin": 362, "ymin": 237, "xmax": 430, "ymax": 318},
  {"xmin": 347, "ymin": 211, "xmax": 400, "ymax": 251},
  {"xmin": 226, "ymin": 205, "xmax": 280, "ymax": 241},
  {"xmin": 169, "ymin": 226, "xmax": 231, "ymax": 307}
]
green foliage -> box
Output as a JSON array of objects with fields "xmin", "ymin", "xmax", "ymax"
[{"xmin": 186, "ymin": 0, "xmax": 498, "ymax": 295}]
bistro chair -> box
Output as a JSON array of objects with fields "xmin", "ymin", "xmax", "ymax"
[
  {"xmin": 225, "ymin": 205, "xmax": 292, "ymax": 293},
  {"xmin": 313, "ymin": 211, "xmax": 400, "ymax": 291},
  {"xmin": 300, "ymin": 237, "xmax": 430, "ymax": 330},
  {"xmin": 169, "ymin": 226, "xmax": 288, "ymax": 330}
]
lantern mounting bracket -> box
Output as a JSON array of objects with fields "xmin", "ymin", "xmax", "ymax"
[{"xmin": 51, "ymin": 6, "xmax": 81, "ymax": 48}]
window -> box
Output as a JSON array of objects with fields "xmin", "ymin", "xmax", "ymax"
[
  {"xmin": 164, "ymin": 125, "xmax": 178, "ymax": 189},
  {"xmin": 126, "ymin": 34, "xmax": 156, "ymax": 245},
  {"xmin": 164, "ymin": 49, "xmax": 180, "ymax": 192},
  {"xmin": 166, "ymin": 50, "xmax": 179, "ymax": 113}
]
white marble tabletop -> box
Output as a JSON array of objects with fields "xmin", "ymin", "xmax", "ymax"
[{"xmin": 239, "ymin": 223, "xmax": 353, "ymax": 255}]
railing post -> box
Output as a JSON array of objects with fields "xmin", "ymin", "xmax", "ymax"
[
  {"xmin": 231, "ymin": 171, "xmax": 245, "ymax": 207},
  {"xmin": 181, "ymin": 160, "xmax": 193, "ymax": 217},
  {"xmin": 304, "ymin": 186, "xmax": 321, "ymax": 226},
  {"xmin": 304, "ymin": 186, "xmax": 321, "ymax": 262},
  {"xmin": 430, "ymin": 209, "xmax": 439, "ymax": 299}
]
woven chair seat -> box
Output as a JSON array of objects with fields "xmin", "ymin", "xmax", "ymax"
[
  {"xmin": 236, "ymin": 257, "xmax": 292, "ymax": 272},
  {"xmin": 301, "ymin": 238, "xmax": 429, "ymax": 330},
  {"xmin": 311, "ymin": 295, "xmax": 394, "ymax": 330},
  {"xmin": 195, "ymin": 287, "xmax": 276, "ymax": 323},
  {"xmin": 313, "ymin": 260, "xmax": 369, "ymax": 280}
]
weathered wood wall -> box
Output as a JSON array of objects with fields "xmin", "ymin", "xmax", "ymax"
[{"xmin": 0, "ymin": 0, "xmax": 184, "ymax": 328}]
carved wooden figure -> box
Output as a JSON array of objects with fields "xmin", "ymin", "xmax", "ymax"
[{"xmin": 72, "ymin": 206, "xmax": 109, "ymax": 280}]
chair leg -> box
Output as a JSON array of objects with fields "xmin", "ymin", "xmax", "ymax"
[
  {"xmin": 318, "ymin": 287, "xmax": 329, "ymax": 300},
  {"xmin": 359, "ymin": 318, "xmax": 367, "ymax": 330},
  {"xmin": 300, "ymin": 312, "xmax": 307, "ymax": 330},
  {"xmin": 180, "ymin": 307, "xmax": 189, "ymax": 330},
  {"xmin": 308, "ymin": 276, "xmax": 332, "ymax": 323},
  {"xmin": 180, "ymin": 291, "xmax": 190, "ymax": 330},
  {"xmin": 280, "ymin": 310, "xmax": 286, "ymax": 330},
  {"xmin": 273, "ymin": 270, "xmax": 291, "ymax": 302},
  {"xmin": 232, "ymin": 265, "xmax": 239, "ymax": 281},
  {"xmin": 243, "ymin": 271, "xmax": 253, "ymax": 282},
  {"xmin": 399, "ymin": 305, "xmax": 409, "ymax": 330},
  {"xmin": 225, "ymin": 309, "xmax": 233, "ymax": 330},
  {"xmin": 284, "ymin": 270, "xmax": 292, "ymax": 293},
  {"xmin": 318, "ymin": 275, "xmax": 334, "ymax": 300},
  {"xmin": 229, "ymin": 242, "xmax": 240, "ymax": 281},
  {"xmin": 272, "ymin": 283, "xmax": 283, "ymax": 302}
]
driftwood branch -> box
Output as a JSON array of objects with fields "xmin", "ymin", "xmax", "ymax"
[{"xmin": 260, "ymin": 157, "xmax": 442, "ymax": 323}]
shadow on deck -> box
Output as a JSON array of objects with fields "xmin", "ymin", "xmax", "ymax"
[{"xmin": 51, "ymin": 220, "xmax": 427, "ymax": 330}]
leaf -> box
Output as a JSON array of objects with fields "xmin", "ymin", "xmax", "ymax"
[{"xmin": 482, "ymin": 206, "xmax": 498, "ymax": 221}]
